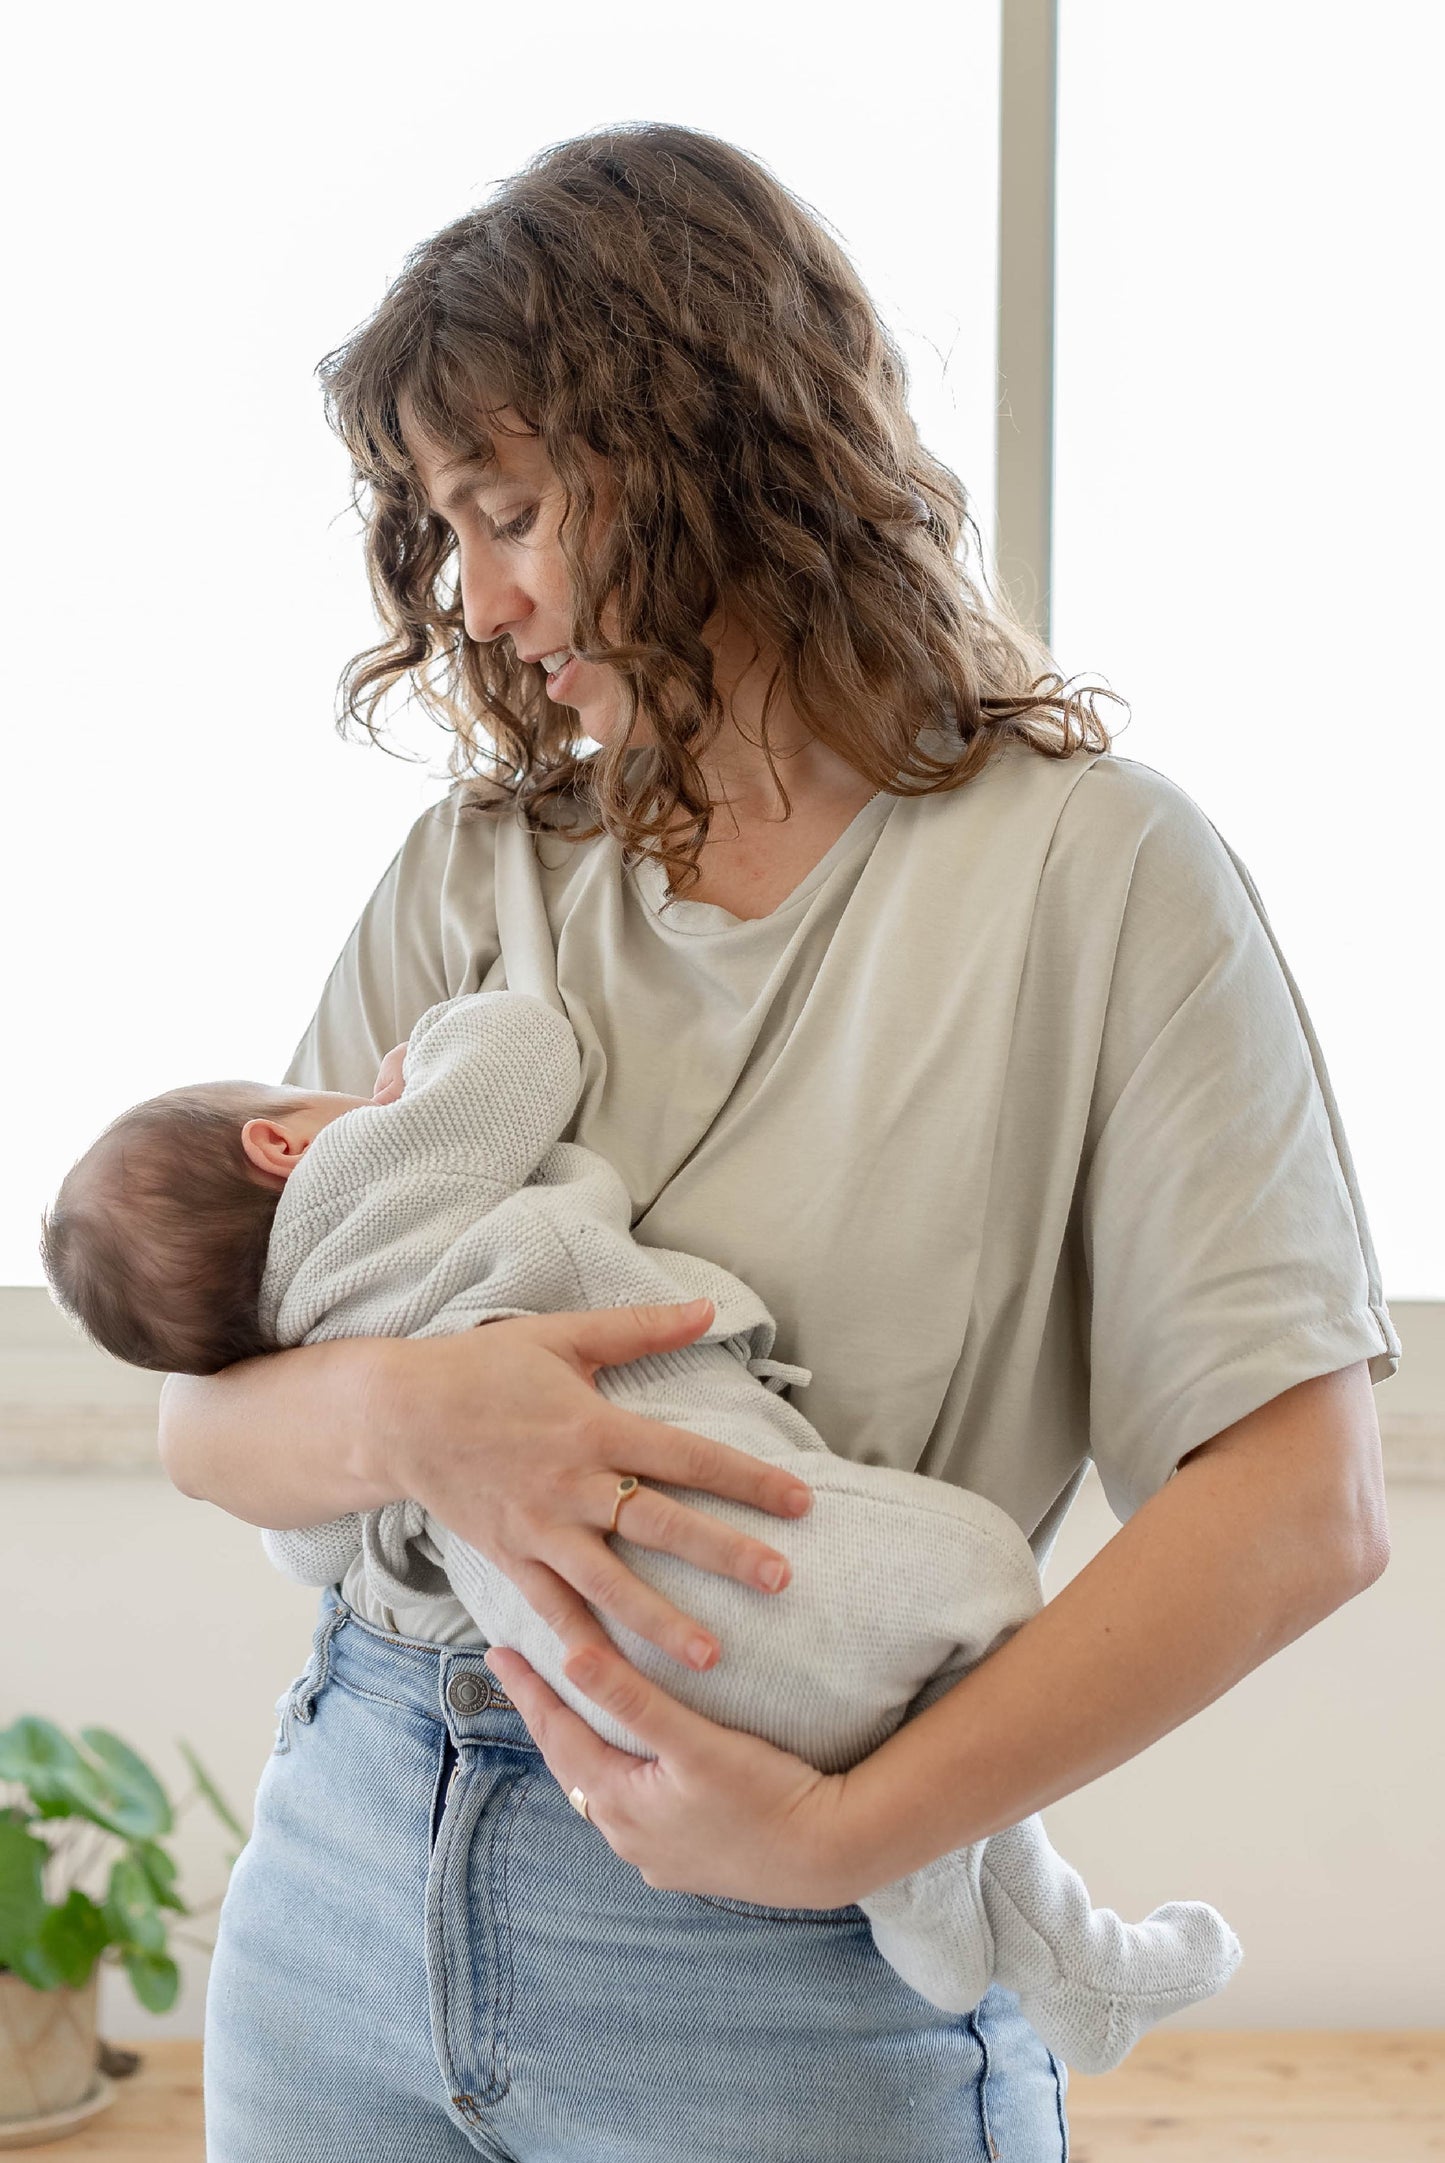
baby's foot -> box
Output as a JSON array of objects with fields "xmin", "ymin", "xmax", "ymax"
[{"xmin": 980, "ymin": 1830, "xmax": 1243, "ymax": 2073}]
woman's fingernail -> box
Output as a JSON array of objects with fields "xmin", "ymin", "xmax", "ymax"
[
  {"xmin": 786, "ymin": 1489, "xmax": 811, "ymax": 1514},
  {"xmin": 688, "ymin": 1637, "xmax": 717, "ymax": 1669}
]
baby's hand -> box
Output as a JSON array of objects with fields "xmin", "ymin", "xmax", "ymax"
[{"xmin": 371, "ymin": 1043, "xmax": 408, "ymax": 1105}]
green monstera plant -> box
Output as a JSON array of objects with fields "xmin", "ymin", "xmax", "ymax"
[{"xmin": 0, "ymin": 1716, "xmax": 245, "ymax": 2014}]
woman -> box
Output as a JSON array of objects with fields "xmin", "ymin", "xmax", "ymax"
[{"xmin": 164, "ymin": 123, "xmax": 1399, "ymax": 2160}]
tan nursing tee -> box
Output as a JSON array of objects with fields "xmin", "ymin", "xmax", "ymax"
[{"xmin": 281, "ymin": 734, "xmax": 1401, "ymax": 1646}]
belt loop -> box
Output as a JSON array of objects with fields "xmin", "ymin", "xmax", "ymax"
[{"xmin": 295, "ymin": 1601, "xmax": 350, "ymax": 1724}]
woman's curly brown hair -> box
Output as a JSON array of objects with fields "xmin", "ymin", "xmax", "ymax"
[{"xmin": 317, "ymin": 120, "xmax": 1124, "ymax": 895}]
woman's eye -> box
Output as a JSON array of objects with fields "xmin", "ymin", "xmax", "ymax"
[{"xmin": 495, "ymin": 506, "xmax": 537, "ymax": 542}]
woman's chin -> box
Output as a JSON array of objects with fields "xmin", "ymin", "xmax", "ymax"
[{"xmin": 577, "ymin": 709, "xmax": 657, "ymax": 755}]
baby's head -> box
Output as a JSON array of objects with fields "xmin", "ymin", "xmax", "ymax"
[{"xmin": 39, "ymin": 1067, "xmax": 393, "ymax": 1376}]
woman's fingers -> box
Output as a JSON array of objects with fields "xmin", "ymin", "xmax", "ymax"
[
  {"xmin": 512, "ymin": 1527, "xmax": 728, "ymax": 1676},
  {"xmin": 610, "ymin": 1408, "xmax": 813, "ymax": 1528},
  {"xmin": 506, "ymin": 1553, "xmax": 619, "ymax": 1664},
  {"xmin": 481, "ymin": 1648, "xmax": 653, "ymax": 1834},
  {"xmin": 549, "ymin": 1297, "xmax": 817, "ymax": 1527},
  {"xmin": 561, "ymin": 1297, "xmax": 717, "ymax": 1374},
  {"xmin": 593, "ymin": 1441, "xmax": 806, "ymax": 1596},
  {"xmin": 537, "ymin": 1449, "xmax": 814, "ymax": 1673},
  {"xmin": 404, "ymin": 1304, "xmax": 818, "ymax": 1677},
  {"xmin": 492, "ymin": 1640, "xmax": 707, "ymax": 1779},
  {"xmin": 538, "ymin": 1527, "xmax": 725, "ymax": 1672}
]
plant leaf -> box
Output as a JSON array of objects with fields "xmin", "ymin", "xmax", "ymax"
[
  {"xmin": 2, "ymin": 1937, "xmax": 68, "ymax": 1989},
  {"xmin": 130, "ymin": 1838, "xmax": 187, "ymax": 1914},
  {"xmin": 175, "ymin": 1738, "xmax": 247, "ymax": 1844},
  {"xmin": 0, "ymin": 1716, "xmax": 151, "ymax": 1837},
  {"xmin": 103, "ymin": 1855, "xmax": 166, "ymax": 1955},
  {"xmin": 121, "ymin": 1947, "xmax": 180, "ymax": 2014},
  {"xmin": 0, "ymin": 1718, "xmax": 87, "ymax": 1809},
  {"xmin": 31, "ymin": 1757, "xmax": 124, "ymax": 1827},
  {"xmin": 0, "ymin": 1819, "xmax": 50, "ymax": 1967},
  {"xmin": 79, "ymin": 1731, "xmax": 172, "ymax": 1841},
  {"xmin": 36, "ymin": 1890, "xmax": 110, "ymax": 1988}
]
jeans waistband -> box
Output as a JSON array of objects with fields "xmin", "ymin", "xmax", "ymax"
[{"xmin": 296, "ymin": 1583, "xmax": 537, "ymax": 1751}]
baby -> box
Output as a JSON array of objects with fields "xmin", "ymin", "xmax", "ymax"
[{"xmin": 41, "ymin": 989, "xmax": 1242, "ymax": 2072}]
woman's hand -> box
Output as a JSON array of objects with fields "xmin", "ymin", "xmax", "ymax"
[
  {"xmin": 485, "ymin": 1638, "xmax": 856, "ymax": 1909},
  {"xmin": 364, "ymin": 1298, "xmax": 814, "ymax": 1674}
]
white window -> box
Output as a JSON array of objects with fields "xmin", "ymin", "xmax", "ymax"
[
  {"xmin": 1051, "ymin": 0, "xmax": 1444, "ymax": 1296},
  {"xmin": 3, "ymin": 5, "xmax": 1002, "ymax": 1287}
]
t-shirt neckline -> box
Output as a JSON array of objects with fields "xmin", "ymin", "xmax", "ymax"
[{"xmin": 628, "ymin": 788, "xmax": 895, "ymax": 937}]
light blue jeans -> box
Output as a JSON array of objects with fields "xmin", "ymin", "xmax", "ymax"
[{"xmin": 204, "ymin": 1584, "xmax": 1070, "ymax": 2160}]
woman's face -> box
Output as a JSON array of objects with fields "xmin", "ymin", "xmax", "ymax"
[{"xmin": 402, "ymin": 403, "xmax": 646, "ymax": 749}]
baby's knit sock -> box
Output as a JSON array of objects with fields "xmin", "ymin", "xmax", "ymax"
[{"xmin": 978, "ymin": 1820, "xmax": 1243, "ymax": 2073}]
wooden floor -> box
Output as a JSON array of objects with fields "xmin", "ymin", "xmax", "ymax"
[
  {"xmin": 4, "ymin": 2032, "xmax": 1442, "ymax": 2159},
  {"xmin": 1066, "ymin": 2031, "xmax": 1445, "ymax": 2160}
]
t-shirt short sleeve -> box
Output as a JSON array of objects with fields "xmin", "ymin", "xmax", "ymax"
[
  {"xmin": 1077, "ymin": 764, "xmax": 1400, "ymax": 1524},
  {"xmin": 282, "ymin": 788, "xmax": 504, "ymax": 1100}
]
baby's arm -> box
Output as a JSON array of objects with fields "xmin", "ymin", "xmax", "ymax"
[
  {"xmin": 388, "ymin": 991, "xmax": 583, "ymax": 1190},
  {"xmin": 261, "ymin": 1513, "xmax": 368, "ymax": 1587},
  {"xmin": 256, "ymin": 996, "xmax": 584, "ymax": 1586}
]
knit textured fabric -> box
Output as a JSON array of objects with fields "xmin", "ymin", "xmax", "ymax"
[{"xmin": 258, "ymin": 990, "xmax": 1241, "ymax": 2070}]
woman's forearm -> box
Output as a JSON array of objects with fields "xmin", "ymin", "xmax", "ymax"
[
  {"xmin": 832, "ymin": 1365, "xmax": 1388, "ymax": 1900},
  {"xmin": 157, "ymin": 1337, "xmax": 407, "ymax": 1527}
]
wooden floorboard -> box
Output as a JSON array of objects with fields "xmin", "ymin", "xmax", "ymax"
[
  {"xmin": 1067, "ymin": 2031, "xmax": 1445, "ymax": 2162},
  {"xmin": 1, "ymin": 2032, "xmax": 1441, "ymax": 2158}
]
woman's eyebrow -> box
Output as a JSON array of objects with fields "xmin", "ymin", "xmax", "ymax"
[{"xmin": 434, "ymin": 451, "xmax": 501, "ymax": 517}]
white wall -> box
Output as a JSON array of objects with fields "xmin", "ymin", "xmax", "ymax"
[
  {"xmin": 4, "ymin": 1457, "xmax": 1439, "ymax": 2043},
  {"xmin": 2, "ymin": 2, "xmax": 1002, "ymax": 1289},
  {"xmin": 1039, "ymin": 1466, "xmax": 1444, "ymax": 2031}
]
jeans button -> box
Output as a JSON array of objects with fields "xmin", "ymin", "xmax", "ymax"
[{"xmin": 447, "ymin": 1672, "xmax": 487, "ymax": 1714}]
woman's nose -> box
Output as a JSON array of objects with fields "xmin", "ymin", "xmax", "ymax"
[{"xmin": 457, "ymin": 544, "xmax": 529, "ymax": 650}]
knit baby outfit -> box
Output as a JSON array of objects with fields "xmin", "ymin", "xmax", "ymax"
[{"xmin": 258, "ymin": 989, "xmax": 1241, "ymax": 2072}]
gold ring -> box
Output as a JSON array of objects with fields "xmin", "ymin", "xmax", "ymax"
[{"xmin": 608, "ymin": 1475, "xmax": 641, "ymax": 1536}]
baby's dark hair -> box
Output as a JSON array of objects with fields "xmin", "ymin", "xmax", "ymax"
[{"xmin": 39, "ymin": 1082, "xmax": 312, "ymax": 1376}]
